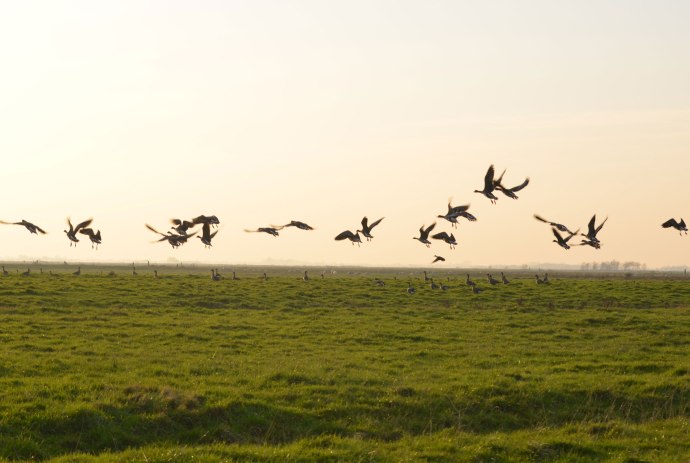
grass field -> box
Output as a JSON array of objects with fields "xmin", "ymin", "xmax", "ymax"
[{"xmin": 1, "ymin": 264, "xmax": 689, "ymax": 462}]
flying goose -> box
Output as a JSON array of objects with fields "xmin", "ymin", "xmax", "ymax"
[
  {"xmin": 79, "ymin": 228, "xmax": 102, "ymax": 249},
  {"xmin": 282, "ymin": 220, "xmax": 315, "ymax": 230},
  {"xmin": 534, "ymin": 214, "xmax": 576, "ymax": 235},
  {"xmin": 432, "ymin": 255, "xmax": 446, "ymax": 264},
  {"xmin": 146, "ymin": 224, "xmax": 197, "ymax": 248},
  {"xmin": 552, "ymin": 227, "xmax": 579, "ymax": 250},
  {"xmin": 448, "ymin": 202, "xmax": 477, "ymax": 222},
  {"xmin": 413, "ymin": 223, "xmax": 436, "ymax": 247},
  {"xmin": 197, "ymin": 223, "xmax": 218, "ymax": 248},
  {"xmin": 494, "ymin": 169, "xmax": 530, "ymax": 199},
  {"xmin": 64, "ymin": 218, "xmax": 92, "ymax": 247},
  {"xmin": 581, "ymin": 215, "xmax": 607, "ymax": 244},
  {"xmin": 474, "ymin": 164, "xmax": 499, "ymax": 204},
  {"xmin": 431, "ymin": 231, "xmax": 458, "ymax": 249},
  {"xmin": 193, "ymin": 215, "xmax": 220, "ymax": 228},
  {"xmin": 334, "ymin": 230, "xmax": 362, "ymax": 246},
  {"xmin": 578, "ymin": 239, "xmax": 601, "ymax": 250},
  {"xmin": 171, "ymin": 219, "xmax": 196, "ymax": 236},
  {"xmin": 0, "ymin": 219, "xmax": 47, "ymax": 235},
  {"xmin": 662, "ymin": 218, "xmax": 688, "ymax": 235},
  {"xmin": 245, "ymin": 226, "xmax": 283, "ymax": 237},
  {"xmin": 359, "ymin": 216, "xmax": 384, "ymax": 241}
]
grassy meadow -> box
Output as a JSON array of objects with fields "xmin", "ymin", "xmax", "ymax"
[{"xmin": 0, "ymin": 264, "xmax": 689, "ymax": 462}]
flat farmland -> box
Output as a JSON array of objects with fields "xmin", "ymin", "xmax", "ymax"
[{"xmin": 0, "ymin": 266, "xmax": 689, "ymax": 462}]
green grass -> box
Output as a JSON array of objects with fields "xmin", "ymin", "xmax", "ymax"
[{"xmin": 1, "ymin": 268, "xmax": 690, "ymax": 462}]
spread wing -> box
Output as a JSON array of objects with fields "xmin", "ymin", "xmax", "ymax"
[
  {"xmin": 509, "ymin": 177, "xmax": 530, "ymax": 192},
  {"xmin": 432, "ymin": 232, "xmax": 449, "ymax": 240},
  {"xmin": 661, "ymin": 218, "xmax": 677, "ymax": 228},
  {"xmin": 483, "ymin": 165, "xmax": 495, "ymax": 191},
  {"xmin": 74, "ymin": 218, "xmax": 93, "ymax": 232},
  {"xmin": 335, "ymin": 230, "xmax": 355, "ymax": 241},
  {"xmin": 595, "ymin": 216, "xmax": 608, "ymax": 234},
  {"xmin": 368, "ymin": 217, "xmax": 384, "ymax": 230}
]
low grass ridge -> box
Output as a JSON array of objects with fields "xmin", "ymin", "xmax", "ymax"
[{"xmin": 0, "ymin": 271, "xmax": 689, "ymax": 461}]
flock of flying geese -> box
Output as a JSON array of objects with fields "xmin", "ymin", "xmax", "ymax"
[{"xmin": 1, "ymin": 165, "xmax": 687, "ymax": 273}]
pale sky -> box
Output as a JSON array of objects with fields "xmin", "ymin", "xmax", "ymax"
[{"xmin": 1, "ymin": 1, "xmax": 689, "ymax": 268}]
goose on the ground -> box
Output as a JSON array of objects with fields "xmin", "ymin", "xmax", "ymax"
[
  {"xmin": 303, "ymin": 270, "xmax": 309, "ymax": 281},
  {"xmin": 21, "ymin": 268, "xmax": 30, "ymax": 277},
  {"xmin": 501, "ymin": 272, "xmax": 510, "ymax": 284},
  {"xmin": 211, "ymin": 269, "xmax": 221, "ymax": 281},
  {"xmin": 662, "ymin": 218, "xmax": 688, "ymax": 235},
  {"xmin": 534, "ymin": 214, "xmax": 576, "ymax": 235},
  {"xmin": 232, "ymin": 271, "xmax": 239, "ymax": 280},
  {"xmin": 543, "ymin": 273, "xmax": 550, "ymax": 284},
  {"xmin": 0, "ymin": 219, "xmax": 47, "ymax": 235},
  {"xmin": 466, "ymin": 274, "xmax": 476, "ymax": 287},
  {"xmin": 487, "ymin": 274, "xmax": 500, "ymax": 285},
  {"xmin": 430, "ymin": 279, "xmax": 439, "ymax": 290},
  {"xmin": 334, "ymin": 230, "xmax": 362, "ymax": 246},
  {"xmin": 407, "ymin": 283, "xmax": 416, "ymax": 295},
  {"xmin": 424, "ymin": 270, "xmax": 430, "ymax": 281},
  {"xmin": 474, "ymin": 164, "xmax": 499, "ymax": 204},
  {"xmin": 73, "ymin": 266, "xmax": 81, "ymax": 276},
  {"xmin": 64, "ymin": 218, "xmax": 92, "ymax": 247},
  {"xmin": 472, "ymin": 285, "xmax": 482, "ymax": 294},
  {"xmin": 358, "ymin": 216, "xmax": 384, "ymax": 241},
  {"xmin": 535, "ymin": 274, "xmax": 545, "ymax": 284},
  {"xmin": 413, "ymin": 223, "xmax": 436, "ymax": 247}
]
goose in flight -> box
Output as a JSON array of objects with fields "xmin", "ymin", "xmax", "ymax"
[
  {"xmin": 359, "ymin": 216, "xmax": 384, "ymax": 241},
  {"xmin": 448, "ymin": 202, "xmax": 477, "ymax": 222},
  {"xmin": 245, "ymin": 226, "xmax": 283, "ymax": 237},
  {"xmin": 662, "ymin": 218, "xmax": 688, "ymax": 235},
  {"xmin": 494, "ymin": 169, "xmax": 530, "ymax": 199},
  {"xmin": 431, "ymin": 231, "xmax": 458, "ymax": 249},
  {"xmin": 432, "ymin": 255, "xmax": 446, "ymax": 264},
  {"xmin": 64, "ymin": 218, "xmax": 92, "ymax": 247},
  {"xmin": 197, "ymin": 223, "xmax": 218, "ymax": 248},
  {"xmin": 413, "ymin": 223, "xmax": 436, "ymax": 247},
  {"xmin": 534, "ymin": 214, "xmax": 576, "ymax": 235},
  {"xmin": 146, "ymin": 224, "xmax": 196, "ymax": 248},
  {"xmin": 79, "ymin": 228, "xmax": 102, "ymax": 249},
  {"xmin": 193, "ymin": 215, "xmax": 220, "ymax": 228},
  {"xmin": 474, "ymin": 164, "xmax": 499, "ymax": 204},
  {"xmin": 0, "ymin": 219, "xmax": 47, "ymax": 235},
  {"xmin": 334, "ymin": 230, "xmax": 362, "ymax": 246},
  {"xmin": 581, "ymin": 215, "xmax": 607, "ymax": 244},
  {"xmin": 578, "ymin": 239, "xmax": 601, "ymax": 250},
  {"xmin": 282, "ymin": 220, "xmax": 315, "ymax": 231},
  {"xmin": 171, "ymin": 219, "xmax": 196, "ymax": 236},
  {"xmin": 552, "ymin": 227, "xmax": 579, "ymax": 250}
]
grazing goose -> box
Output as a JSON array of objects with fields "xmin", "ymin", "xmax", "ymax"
[
  {"xmin": 581, "ymin": 215, "xmax": 607, "ymax": 244},
  {"xmin": 407, "ymin": 283, "xmax": 416, "ymax": 295},
  {"xmin": 171, "ymin": 219, "xmax": 196, "ymax": 235},
  {"xmin": 430, "ymin": 279, "xmax": 439, "ymax": 290},
  {"xmin": 501, "ymin": 272, "xmax": 510, "ymax": 284},
  {"xmin": 79, "ymin": 228, "xmax": 102, "ymax": 249},
  {"xmin": 472, "ymin": 285, "xmax": 482, "ymax": 294},
  {"xmin": 374, "ymin": 278, "xmax": 385, "ymax": 287},
  {"xmin": 662, "ymin": 218, "xmax": 688, "ymax": 235},
  {"xmin": 487, "ymin": 274, "xmax": 500, "ymax": 285},
  {"xmin": 474, "ymin": 164, "xmax": 499, "ymax": 204},
  {"xmin": 534, "ymin": 214, "xmax": 576, "ymax": 235},
  {"xmin": 359, "ymin": 216, "xmax": 384, "ymax": 241},
  {"xmin": 440, "ymin": 283, "xmax": 449, "ymax": 291},
  {"xmin": 146, "ymin": 224, "xmax": 197, "ymax": 248},
  {"xmin": 552, "ymin": 228, "xmax": 579, "ymax": 250},
  {"xmin": 413, "ymin": 223, "xmax": 436, "ymax": 247},
  {"xmin": 283, "ymin": 220, "xmax": 314, "ymax": 231},
  {"xmin": 0, "ymin": 219, "xmax": 47, "ymax": 235},
  {"xmin": 431, "ymin": 231, "xmax": 458, "ymax": 249},
  {"xmin": 432, "ymin": 255, "xmax": 446, "ymax": 264},
  {"xmin": 535, "ymin": 274, "xmax": 546, "ymax": 284},
  {"xmin": 245, "ymin": 226, "xmax": 283, "ymax": 237},
  {"xmin": 334, "ymin": 230, "xmax": 362, "ymax": 246},
  {"xmin": 197, "ymin": 223, "xmax": 218, "ymax": 248},
  {"xmin": 494, "ymin": 170, "xmax": 530, "ymax": 199},
  {"xmin": 466, "ymin": 274, "xmax": 476, "ymax": 287},
  {"xmin": 64, "ymin": 218, "xmax": 92, "ymax": 247}
]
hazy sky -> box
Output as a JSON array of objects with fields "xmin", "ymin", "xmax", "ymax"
[{"xmin": 1, "ymin": 1, "xmax": 689, "ymax": 268}]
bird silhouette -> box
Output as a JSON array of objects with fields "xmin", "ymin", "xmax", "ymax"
[
  {"xmin": 413, "ymin": 223, "xmax": 436, "ymax": 247},
  {"xmin": 552, "ymin": 228, "xmax": 579, "ymax": 250},
  {"xmin": 581, "ymin": 215, "xmax": 607, "ymax": 244},
  {"xmin": 359, "ymin": 216, "xmax": 384, "ymax": 241},
  {"xmin": 170, "ymin": 219, "xmax": 196, "ymax": 235},
  {"xmin": 146, "ymin": 224, "xmax": 197, "ymax": 248},
  {"xmin": 245, "ymin": 226, "xmax": 283, "ymax": 237},
  {"xmin": 534, "ymin": 214, "xmax": 576, "ymax": 235},
  {"xmin": 474, "ymin": 165, "xmax": 499, "ymax": 204},
  {"xmin": 197, "ymin": 223, "xmax": 218, "ymax": 248},
  {"xmin": 334, "ymin": 230, "xmax": 362, "ymax": 246},
  {"xmin": 662, "ymin": 218, "xmax": 687, "ymax": 235},
  {"xmin": 431, "ymin": 231, "xmax": 458, "ymax": 249},
  {"xmin": 79, "ymin": 228, "xmax": 102, "ymax": 249},
  {"xmin": 64, "ymin": 218, "xmax": 92, "ymax": 247},
  {"xmin": 282, "ymin": 220, "xmax": 315, "ymax": 230},
  {"xmin": 0, "ymin": 219, "xmax": 47, "ymax": 235},
  {"xmin": 494, "ymin": 169, "xmax": 530, "ymax": 199},
  {"xmin": 432, "ymin": 255, "xmax": 446, "ymax": 264}
]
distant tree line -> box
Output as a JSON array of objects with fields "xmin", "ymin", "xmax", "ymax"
[{"xmin": 580, "ymin": 261, "xmax": 646, "ymax": 271}]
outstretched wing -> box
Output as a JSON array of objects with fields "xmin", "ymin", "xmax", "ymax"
[
  {"xmin": 661, "ymin": 218, "xmax": 677, "ymax": 228},
  {"xmin": 449, "ymin": 204, "xmax": 470, "ymax": 214},
  {"xmin": 595, "ymin": 216, "xmax": 608, "ymax": 234},
  {"xmin": 145, "ymin": 224, "xmax": 165, "ymax": 236},
  {"xmin": 563, "ymin": 229, "xmax": 580, "ymax": 243},
  {"xmin": 34, "ymin": 224, "xmax": 47, "ymax": 234},
  {"xmin": 361, "ymin": 217, "xmax": 369, "ymax": 230},
  {"xmin": 424, "ymin": 222, "xmax": 437, "ymax": 235},
  {"xmin": 510, "ymin": 177, "xmax": 530, "ymax": 192},
  {"xmin": 534, "ymin": 214, "xmax": 550, "ymax": 224},
  {"xmin": 74, "ymin": 218, "xmax": 93, "ymax": 232},
  {"xmin": 483, "ymin": 165, "xmax": 495, "ymax": 191},
  {"xmin": 334, "ymin": 230, "xmax": 355, "ymax": 241},
  {"xmin": 552, "ymin": 227, "xmax": 564, "ymax": 243},
  {"xmin": 432, "ymin": 232, "xmax": 449, "ymax": 240},
  {"xmin": 368, "ymin": 217, "xmax": 384, "ymax": 230}
]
